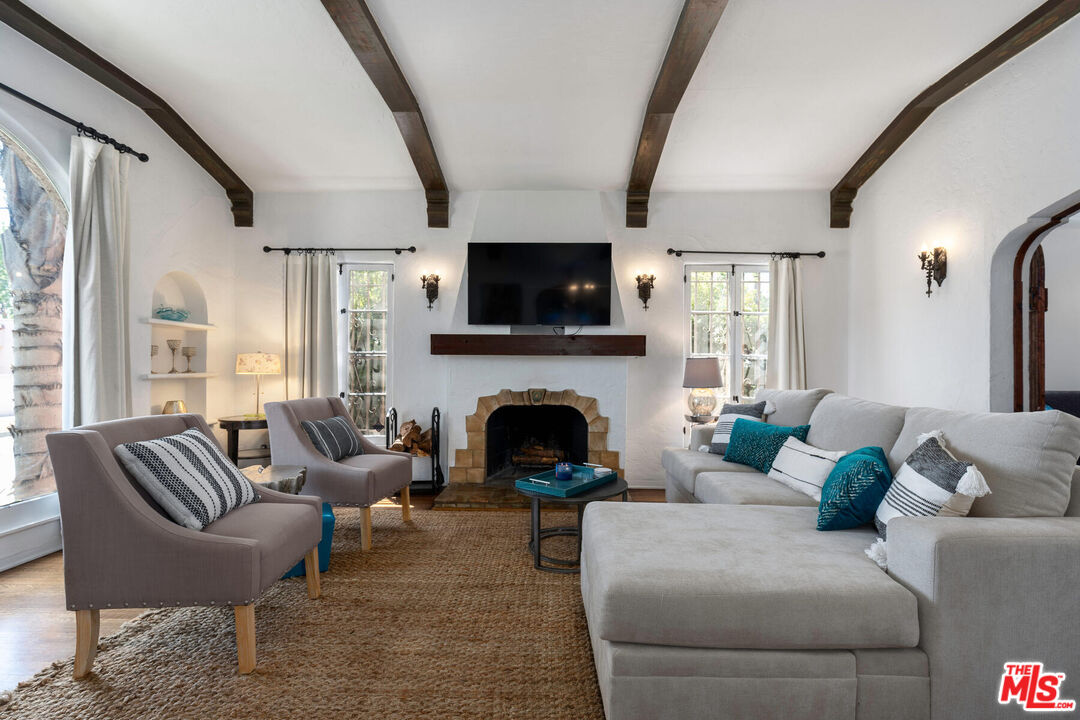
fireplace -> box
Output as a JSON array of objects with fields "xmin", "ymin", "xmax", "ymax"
[
  {"xmin": 485, "ymin": 405, "xmax": 588, "ymax": 481},
  {"xmin": 449, "ymin": 388, "xmax": 622, "ymax": 485}
]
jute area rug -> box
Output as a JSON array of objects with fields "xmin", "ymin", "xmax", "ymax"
[{"xmin": 0, "ymin": 508, "xmax": 605, "ymax": 719}]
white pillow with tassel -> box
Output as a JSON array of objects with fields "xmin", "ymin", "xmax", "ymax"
[{"xmin": 865, "ymin": 430, "xmax": 991, "ymax": 570}]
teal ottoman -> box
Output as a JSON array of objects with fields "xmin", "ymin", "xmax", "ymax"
[{"xmin": 283, "ymin": 502, "xmax": 334, "ymax": 578}]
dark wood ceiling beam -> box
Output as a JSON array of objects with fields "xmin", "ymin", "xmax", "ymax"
[
  {"xmin": 321, "ymin": 0, "xmax": 449, "ymax": 228},
  {"xmin": 0, "ymin": 0, "xmax": 255, "ymax": 227},
  {"xmin": 626, "ymin": 0, "xmax": 729, "ymax": 228},
  {"xmin": 830, "ymin": 0, "xmax": 1080, "ymax": 229}
]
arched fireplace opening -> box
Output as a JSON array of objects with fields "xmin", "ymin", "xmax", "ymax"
[{"xmin": 485, "ymin": 405, "xmax": 588, "ymax": 482}]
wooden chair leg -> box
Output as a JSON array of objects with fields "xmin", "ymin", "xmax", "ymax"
[
  {"xmin": 234, "ymin": 604, "xmax": 256, "ymax": 674},
  {"xmin": 400, "ymin": 485, "xmax": 412, "ymax": 522},
  {"xmin": 73, "ymin": 609, "xmax": 99, "ymax": 679},
  {"xmin": 304, "ymin": 546, "xmax": 321, "ymax": 599},
  {"xmin": 360, "ymin": 506, "xmax": 373, "ymax": 550}
]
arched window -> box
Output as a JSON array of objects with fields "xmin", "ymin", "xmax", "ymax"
[{"xmin": 0, "ymin": 129, "xmax": 67, "ymax": 506}]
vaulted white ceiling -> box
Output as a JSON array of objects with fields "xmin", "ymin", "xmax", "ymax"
[{"xmin": 20, "ymin": 0, "xmax": 1040, "ymax": 193}]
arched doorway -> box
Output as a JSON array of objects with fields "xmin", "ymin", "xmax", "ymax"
[
  {"xmin": 0, "ymin": 128, "xmax": 68, "ymax": 505},
  {"xmin": 988, "ymin": 190, "xmax": 1080, "ymax": 412}
]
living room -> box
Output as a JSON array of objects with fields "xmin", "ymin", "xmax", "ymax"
[{"xmin": 0, "ymin": 1, "xmax": 1077, "ymax": 719}]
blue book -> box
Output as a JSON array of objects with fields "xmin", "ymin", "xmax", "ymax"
[{"xmin": 515, "ymin": 465, "xmax": 617, "ymax": 498}]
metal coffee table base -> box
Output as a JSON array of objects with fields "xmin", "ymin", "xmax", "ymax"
[{"xmin": 525, "ymin": 480, "xmax": 629, "ymax": 573}]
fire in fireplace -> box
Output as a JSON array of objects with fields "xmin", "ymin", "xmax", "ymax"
[{"xmin": 485, "ymin": 405, "xmax": 588, "ymax": 482}]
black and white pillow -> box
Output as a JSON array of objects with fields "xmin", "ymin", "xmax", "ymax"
[
  {"xmin": 114, "ymin": 428, "xmax": 258, "ymax": 531},
  {"xmin": 866, "ymin": 430, "xmax": 991, "ymax": 569},
  {"xmin": 767, "ymin": 437, "xmax": 847, "ymax": 501},
  {"xmin": 301, "ymin": 416, "xmax": 363, "ymax": 461},
  {"xmin": 707, "ymin": 401, "xmax": 773, "ymax": 455}
]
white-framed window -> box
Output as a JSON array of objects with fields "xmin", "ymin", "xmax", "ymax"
[
  {"xmin": 685, "ymin": 264, "xmax": 770, "ymax": 401},
  {"xmin": 339, "ymin": 263, "xmax": 393, "ymax": 437}
]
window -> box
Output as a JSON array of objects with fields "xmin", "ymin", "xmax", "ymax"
[
  {"xmin": 341, "ymin": 264, "xmax": 392, "ymax": 437},
  {"xmin": 0, "ymin": 133, "xmax": 66, "ymax": 508},
  {"xmin": 686, "ymin": 264, "xmax": 770, "ymax": 401}
]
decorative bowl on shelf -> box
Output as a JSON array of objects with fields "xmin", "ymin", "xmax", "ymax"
[{"xmin": 153, "ymin": 305, "xmax": 191, "ymax": 322}]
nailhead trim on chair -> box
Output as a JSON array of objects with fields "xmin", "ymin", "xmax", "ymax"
[{"xmin": 69, "ymin": 597, "xmax": 259, "ymax": 610}]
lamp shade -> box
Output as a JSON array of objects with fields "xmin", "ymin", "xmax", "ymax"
[
  {"xmin": 235, "ymin": 352, "xmax": 281, "ymax": 375},
  {"xmin": 682, "ymin": 357, "xmax": 722, "ymax": 388}
]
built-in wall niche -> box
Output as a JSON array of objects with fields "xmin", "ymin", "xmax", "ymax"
[{"xmin": 142, "ymin": 271, "xmax": 217, "ymax": 416}]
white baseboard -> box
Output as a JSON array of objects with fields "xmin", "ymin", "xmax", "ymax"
[
  {"xmin": 0, "ymin": 493, "xmax": 62, "ymax": 572},
  {"xmin": 0, "ymin": 516, "xmax": 61, "ymax": 572}
]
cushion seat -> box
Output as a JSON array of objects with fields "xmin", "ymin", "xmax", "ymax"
[
  {"xmin": 581, "ymin": 503, "xmax": 918, "ymax": 650},
  {"xmin": 203, "ymin": 501, "xmax": 321, "ymax": 590},
  {"xmin": 694, "ymin": 471, "xmax": 818, "ymax": 506},
  {"xmin": 660, "ymin": 448, "xmax": 755, "ymax": 495},
  {"xmin": 337, "ymin": 453, "xmax": 412, "ymax": 501}
]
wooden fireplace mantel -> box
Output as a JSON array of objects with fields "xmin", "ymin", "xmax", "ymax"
[{"xmin": 430, "ymin": 334, "xmax": 646, "ymax": 357}]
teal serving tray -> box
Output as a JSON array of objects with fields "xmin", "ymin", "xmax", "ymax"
[{"xmin": 514, "ymin": 465, "xmax": 617, "ymax": 498}]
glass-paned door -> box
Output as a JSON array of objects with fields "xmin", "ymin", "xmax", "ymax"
[
  {"xmin": 686, "ymin": 264, "xmax": 770, "ymax": 401},
  {"xmin": 342, "ymin": 264, "xmax": 392, "ymax": 437}
]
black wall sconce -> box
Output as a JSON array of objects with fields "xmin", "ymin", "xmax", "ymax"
[
  {"xmin": 917, "ymin": 247, "xmax": 947, "ymax": 297},
  {"xmin": 420, "ymin": 274, "xmax": 440, "ymax": 309},
  {"xmin": 635, "ymin": 274, "xmax": 656, "ymax": 309}
]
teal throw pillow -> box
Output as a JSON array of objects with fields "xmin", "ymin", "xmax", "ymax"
[
  {"xmin": 723, "ymin": 418, "xmax": 810, "ymax": 473},
  {"xmin": 817, "ymin": 446, "xmax": 893, "ymax": 531}
]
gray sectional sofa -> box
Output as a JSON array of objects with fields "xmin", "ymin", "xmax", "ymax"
[{"xmin": 581, "ymin": 389, "xmax": 1080, "ymax": 720}]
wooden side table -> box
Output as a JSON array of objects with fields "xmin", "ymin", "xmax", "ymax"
[{"xmin": 218, "ymin": 415, "xmax": 271, "ymax": 465}]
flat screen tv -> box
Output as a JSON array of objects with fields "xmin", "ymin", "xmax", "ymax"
[{"xmin": 468, "ymin": 242, "xmax": 612, "ymax": 326}]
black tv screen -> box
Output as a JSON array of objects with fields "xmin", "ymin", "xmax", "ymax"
[{"xmin": 468, "ymin": 242, "xmax": 612, "ymax": 326}]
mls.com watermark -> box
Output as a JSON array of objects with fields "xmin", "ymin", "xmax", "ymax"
[{"xmin": 999, "ymin": 663, "xmax": 1076, "ymax": 712}]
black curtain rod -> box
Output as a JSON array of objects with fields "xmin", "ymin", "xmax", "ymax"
[
  {"xmin": 262, "ymin": 245, "xmax": 416, "ymax": 255},
  {"xmin": 667, "ymin": 248, "xmax": 825, "ymax": 259},
  {"xmin": 0, "ymin": 81, "xmax": 148, "ymax": 162}
]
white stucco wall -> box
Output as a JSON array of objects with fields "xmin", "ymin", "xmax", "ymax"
[
  {"xmin": 0, "ymin": 25, "xmax": 245, "ymax": 436},
  {"xmin": 236, "ymin": 189, "xmax": 850, "ymax": 487},
  {"xmin": 845, "ymin": 16, "xmax": 1080, "ymax": 410}
]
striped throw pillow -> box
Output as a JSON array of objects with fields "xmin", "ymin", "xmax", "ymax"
[
  {"xmin": 709, "ymin": 401, "xmax": 771, "ymax": 455},
  {"xmin": 873, "ymin": 430, "xmax": 991, "ymax": 539},
  {"xmin": 767, "ymin": 437, "xmax": 847, "ymax": 501},
  {"xmin": 301, "ymin": 416, "xmax": 363, "ymax": 461},
  {"xmin": 114, "ymin": 428, "xmax": 258, "ymax": 530}
]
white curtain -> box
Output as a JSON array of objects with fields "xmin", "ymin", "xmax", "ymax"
[
  {"xmin": 63, "ymin": 137, "xmax": 131, "ymax": 427},
  {"xmin": 284, "ymin": 252, "xmax": 337, "ymax": 399},
  {"xmin": 765, "ymin": 256, "xmax": 807, "ymax": 390}
]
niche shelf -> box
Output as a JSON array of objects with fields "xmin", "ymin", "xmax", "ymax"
[
  {"xmin": 143, "ymin": 318, "xmax": 218, "ymax": 332},
  {"xmin": 145, "ymin": 271, "xmax": 214, "ymax": 415},
  {"xmin": 141, "ymin": 372, "xmax": 218, "ymax": 381}
]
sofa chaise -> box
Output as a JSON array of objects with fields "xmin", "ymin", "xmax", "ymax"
[{"xmin": 582, "ymin": 389, "xmax": 1080, "ymax": 720}]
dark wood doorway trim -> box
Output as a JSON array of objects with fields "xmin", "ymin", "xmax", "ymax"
[
  {"xmin": 626, "ymin": 0, "xmax": 730, "ymax": 228},
  {"xmin": 1028, "ymin": 246, "xmax": 1047, "ymax": 411},
  {"xmin": 1012, "ymin": 198, "xmax": 1080, "ymax": 411},
  {"xmin": 0, "ymin": 0, "xmax": 255, "ymax": 226},
  {"xmin": 830, "ymin": 0, "xmax": 1080, "ymax": 229},
  {"xmin": 320, "ymin": 0, "xmax": 449, "ymax": 228}
]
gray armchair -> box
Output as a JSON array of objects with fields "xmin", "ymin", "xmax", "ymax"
[
  {"xmin": 265, "ymin": 397, "xmax": 412, "ymax": 550},
  {"xmin": 46, "ymin": 413, "xmax": 323, "ymax": 678}
]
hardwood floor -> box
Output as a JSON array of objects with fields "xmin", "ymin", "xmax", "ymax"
[
  {"xmin": 0, "ymin": 552, "xmax": 141, "ymax": 692},
  {"xmin": 0, "ymin": 487, "xmax": 664, "ymax": 691}
]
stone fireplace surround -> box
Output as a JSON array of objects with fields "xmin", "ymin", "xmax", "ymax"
[{"xmin": 449, "ymin": 388, "xmax": 622, "ymax": 483}]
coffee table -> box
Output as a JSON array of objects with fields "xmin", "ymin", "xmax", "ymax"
[{"xmin": 516, "ymin": 476, "xmax": 629, "ymax": 573}]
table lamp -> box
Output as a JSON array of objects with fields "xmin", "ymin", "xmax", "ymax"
[
  {"xmin": 235, "ymin": 352, "xmax": 281, "ymax": 418},
  {"xmin": 682, "ymin": 357, "xmax": 723, "ymax": 418}
]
